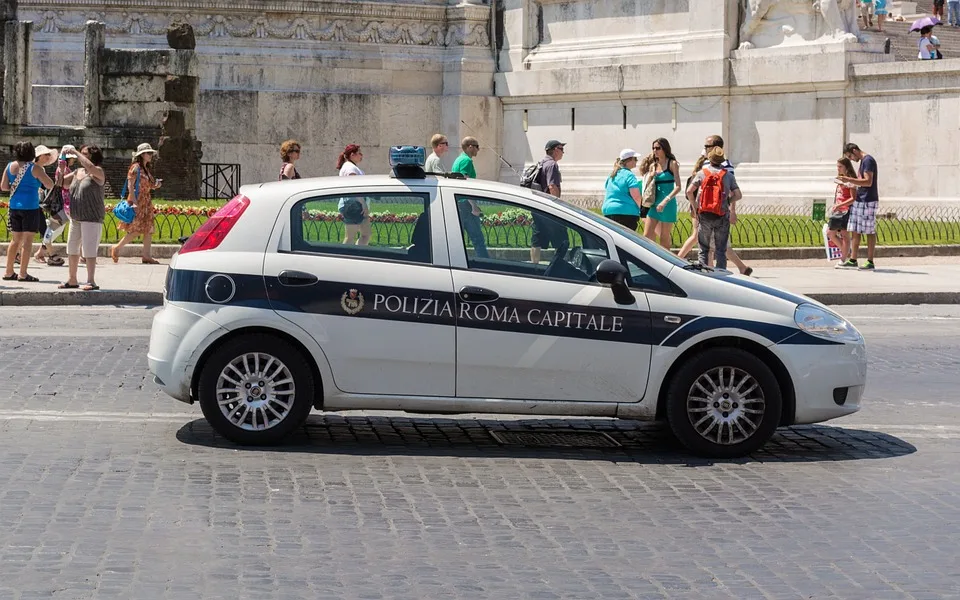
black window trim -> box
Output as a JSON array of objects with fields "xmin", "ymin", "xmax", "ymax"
[
  {"xmin": 617, "ymin": 248, "xmax": 687, "ymax": 297},
  {"xmin": 287, "ymin": 191, "xmax": 433, "ymax": 266}
]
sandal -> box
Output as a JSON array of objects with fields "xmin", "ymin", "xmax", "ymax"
[
  {"xmin": 48, "ymin": 256, "xmax": 65, "ymax": 267},
  {"xmin": 81, "ymin": 283, "xmax": 100, "ymax": 291},
  {"xmin": 58, "ymin": 282, "xmax": 80, "ymax": 289},
  {"xmin": 2, "ymin": 273, "xmax": 17, "ymax": 281},
  {"xmin": 141, "ymin": 257, "xmax": 159, "ymax": 265},
  {"xmin": 17, "ymin": 274, "xmax": 39, "ymax": 283}
]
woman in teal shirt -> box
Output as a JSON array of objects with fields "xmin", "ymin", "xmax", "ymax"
[
  {"xmin": 601, "ymin": 149, "xmax": 644, "ymax": 230},
  {"xmin": 643, "ymin": 137, "xmax": 682, "ymax": 250}
]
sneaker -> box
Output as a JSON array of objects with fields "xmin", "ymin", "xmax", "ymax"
[
  {"xmin": 858, "ymin": 260, "xmax": 875, "ymax": 271},
  {"xmin": 836, "ymin": 259, "xmax": 858, "ymax": 269}
]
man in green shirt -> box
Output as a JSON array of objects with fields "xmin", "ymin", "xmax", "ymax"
[{"xmin": 450, "ymin": 136, "xmax": 487, "ymax": 258}]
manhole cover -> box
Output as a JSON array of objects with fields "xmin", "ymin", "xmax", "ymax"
[{"xmin": 490, "ymin": 430, "xmax": 621, "ymax": 448}]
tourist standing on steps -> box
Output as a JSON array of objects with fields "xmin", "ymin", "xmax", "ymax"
[
  {"xmin": 1, "ymin": 142, "xmax": 55, "ymax": 283},
  {"xmin": 337, "ymin": 144, "xmax": 370, "ymax": 246},
  {"xmin": 57, "ymin": 145, "xmax": 106, "ymax": 291},
  {"xmin": 112, "ymin": 143, "xmax": 162, "ymax": 264},
  {"xmin": 838, "ymin": 143, "xmax": 879, "ymax": 270},
  {"xmin": 602, "ymin": 149, "xmax": 643, "ymax": 230},
  {"xmin": 451, "ymin": 137, "xmax": 489, "ymax": 258},
  {"xmin": 279, "ymin": 140, "xmax": 302, "ymax": 180},
  {"xmin": 874, "ymin": 0, "xmax": 887, "ymax": 32},
  {"xmin": 643, "ymin": 138, "xmax": 681, "ymax": 250},
  {"xmin": 949, "ymin": 0, "xmax": 960, "ymax": 27},
  {"xmin": 530, "ymin": 140, "xmax": 568, "ymax": 264},
  {"xmin": 424, "ymin": 134, "xmax": 449, "ymax": 174},
  {"xmin": 860, "ymin": 0, "xmax": 874, "ymax": 29},
  {"xmin": 933, "ymin": 0, "xmax": 946, "ymax": 22}
]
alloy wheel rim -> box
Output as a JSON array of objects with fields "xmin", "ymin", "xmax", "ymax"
[
  {"xmin": 216, "ymin": 352, "xmax": 296, "ymax": 431},
  {"xmin": 686, "ymin": 366, "xmax": 765, "ymax": 446}
]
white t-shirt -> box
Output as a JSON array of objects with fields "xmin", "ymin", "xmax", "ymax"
[
  {"xmin": 425, "ymin": 152, "xmax": 444, "ymax": 174},
  {"xmin": 339, "ymin": 161, "xmax": 363, "ymax": 177},
  {"xmin": 919, "ymin": 36, "xmax": 936, "ymax": 60}
]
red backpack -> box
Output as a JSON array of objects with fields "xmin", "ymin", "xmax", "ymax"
[{"xmin": 698, "ymin": 168, "xmax": 726, "ymax": 216}]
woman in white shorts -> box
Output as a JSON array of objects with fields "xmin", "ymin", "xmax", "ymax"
[{"xmin": 58, "ymin": 144, "xmax": 106, "ymax": 291}]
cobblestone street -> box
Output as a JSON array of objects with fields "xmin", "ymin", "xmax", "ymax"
[{"xmin": 0, "ymin": 306, "xmax": 958, "ymax": 599}]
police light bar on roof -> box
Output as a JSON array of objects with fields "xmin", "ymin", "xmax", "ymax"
[{"xmin": 389, "ymin": 146, "xmax": 426, "ymax": 168}]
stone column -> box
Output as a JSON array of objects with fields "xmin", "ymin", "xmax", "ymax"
[
  {"xmin": 83, "ymin": 21, "xmax": 104, "ymax": 127},
  {"xmin": 497, "ymin": 0, "xmax": 537, "ymax": 73},
  {"xmin": 2, "ymin": 18, "xmax": 30, "ymax": 126}
]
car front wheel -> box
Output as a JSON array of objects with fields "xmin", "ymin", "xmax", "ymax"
[
  {"xmin": 666, "ymin": 347, "xmax": 782, "ymax": 458},
  {"xmin": 197, "ymin": 334, "xmax": 315, "ymax": 445}
]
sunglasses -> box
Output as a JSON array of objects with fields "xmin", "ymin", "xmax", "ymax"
[
  {"xmin": 652, "ymin": 146, "xmax": 662, "ymax": 151},
  {"xmin": 704, "ymin": 144, "xmax": 715, "ymax": 150},
  {"xmin": 439, "ymin": 142, "xmax": 449, "ymax": 146},
  {"xmin": 469, "ymin": 144, "xmax": 480, "ymax": 149}
]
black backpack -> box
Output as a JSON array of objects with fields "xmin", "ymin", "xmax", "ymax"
[{"xmin": 519, "ymin": 160, "xmax": 543, "ymax": 190}]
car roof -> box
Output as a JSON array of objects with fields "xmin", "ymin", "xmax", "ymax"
[{"xmin": 247, "ymin": 175, "xmax": 544, "ymax": 202}]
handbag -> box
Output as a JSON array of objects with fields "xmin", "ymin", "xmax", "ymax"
[
  {"xmin": 113, "ymin": 200, "xmax": 136, "ymax": 224},
  {"xmin": 641, "ymin": 163, "xmax": 656, "ymax": 208},
  {"xmin": 41, "ymin": 185, "xmax": 64, "ymax": 216}
]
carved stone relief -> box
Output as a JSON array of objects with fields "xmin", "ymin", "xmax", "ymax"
[
  {"xmin": 25, "ymin": 8, "xmax": 490, "ymax": 47},
  {"xmin": 739, "ymin": 0, "xmax": 861, "ymax": 49}
]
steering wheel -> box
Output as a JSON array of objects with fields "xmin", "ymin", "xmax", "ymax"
[{"xmin": 542, "ymin": 241, "xmax": 570, "ymax": 278}]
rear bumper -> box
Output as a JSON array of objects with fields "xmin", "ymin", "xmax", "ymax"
[{"xmin": 148, "ymin": 302, "xmax": 227, "ymax": 403}]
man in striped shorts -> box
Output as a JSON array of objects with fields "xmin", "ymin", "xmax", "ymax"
[{"xmin": 837, "ymin": 143, "xmax": 879, "ymax": 270}]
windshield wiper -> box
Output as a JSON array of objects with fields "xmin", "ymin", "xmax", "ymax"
[{"xmin": 681, "ymin": 262, "xmax": 713, "ymax": 272}]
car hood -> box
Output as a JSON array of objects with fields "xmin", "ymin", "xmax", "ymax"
[{"xmin": 672, "ymin": 267, "xmax": 823, "ymax": 315}]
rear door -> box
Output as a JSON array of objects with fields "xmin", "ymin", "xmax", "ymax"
[
  {"xmin": 440, "ymin": 188, "xmax": 653, "ymax": 402},
  {"xmin": 262, "ymin": 184, "xmax": 457, "ymax": 397}
]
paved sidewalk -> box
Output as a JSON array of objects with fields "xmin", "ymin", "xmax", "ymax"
[{"xmin": 0, "ymin": 256, "xmax": 956, "ymax": 306}]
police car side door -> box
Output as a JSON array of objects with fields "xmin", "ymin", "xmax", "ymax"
[
  {"xmin": 440, "ymin": 187, "xmax": 653, "ymax": 403},
  {"xmin": 262, "ymin": 184, "xmax": 456, "ymax": 397}
]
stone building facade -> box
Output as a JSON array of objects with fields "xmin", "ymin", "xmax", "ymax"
[{"xmin": 16, "ymin": 0, "xmax": 960, "ymax": 205}]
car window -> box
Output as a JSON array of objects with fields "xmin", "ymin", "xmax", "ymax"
[
  {"xmin": 534, "ymin": 190, "xmax": 689, "ymax": 268},
  {"xmin": 618, "ymin": 248, "xmax": 677, "ymax": 295},
  {"xmin": 291, "ymin": 192, "xmax": 431, "ymax": 264},
  {"xmin": 453, "ymin": 194, "xmax": 609, "ymax": 284}
]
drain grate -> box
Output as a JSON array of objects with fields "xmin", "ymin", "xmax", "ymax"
[{"xmin": 490, "ymin": 430, "xmax": 621, "ymax": 448}]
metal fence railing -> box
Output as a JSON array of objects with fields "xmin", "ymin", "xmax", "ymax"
[
  {"xmin": 201, "ymin": 163, "xmax": 241, "ymax": 200},
  {"xmin": 2, "ymin": 202, "xmax": 960, "ymax": 248}
]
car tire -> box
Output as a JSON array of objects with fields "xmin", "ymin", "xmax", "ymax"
[
  {"xmin": 665, "ymin": 347, "xmax": 782, "ymax": 458},
  {"xmin": 197, "ymin": 334, "xmax": 315, "ymax": 445}
]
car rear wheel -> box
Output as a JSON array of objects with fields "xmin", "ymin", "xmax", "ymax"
[
  {"xmin": 666, "ymin": 347, "xmax": 782, "ymax": 458},
  {"xmin": 197, "ymin": 334, "xmax": 315, "ymax": 445}
]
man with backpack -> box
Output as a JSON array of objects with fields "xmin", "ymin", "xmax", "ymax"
[
  {"xmin": 687, "ymin": 146, "xmax": 741, "ymax": 271},
  {"xmin": 526, "ymin": 140, "xmax": 568, "ymax": 264}
]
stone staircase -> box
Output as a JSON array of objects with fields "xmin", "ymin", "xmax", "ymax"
[{"xmin": 862, "ymin": 0, "xmax": 960, "ymax": 61}]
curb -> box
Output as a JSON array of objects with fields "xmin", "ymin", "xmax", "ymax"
[
  {"xmin": 1, "ymin": 290, "xmax": 957, "ymax": 308},
  {"xmin": 0, "ymin": 290, "xmax": 163, "ymax": 307}
]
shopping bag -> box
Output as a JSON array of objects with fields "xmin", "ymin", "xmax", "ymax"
[{"xmin": 822, "ymin": 223, "xmax": 843, "ymax": 261}]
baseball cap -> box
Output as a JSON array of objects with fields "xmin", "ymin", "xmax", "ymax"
[
  {"xmin": 545, "ymin": 140, "xmax": 565, "ymax": 152},
  {"xmin": 619, "ymin": 148, "xmax": 639, "ymax": 161}
]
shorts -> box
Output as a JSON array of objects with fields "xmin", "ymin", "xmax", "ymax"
[
  {"xmin": 828, "ymin": 211, "xmax": 850, "ymax": 231},
  {"xmin": 847, "ymin": 201, "xmax": 877, "ymax": 235},
  {"xmin": 639, "ymin": 205, "xmax": 650, "ymax": 219},
  {"xmin": 339, "ymin": 199, "xmax": 366, "ymax": 225},
  {"xmin": 531, "ymin": 213, "xmax": 568, "ymax": 248},
  {"xmin": 7, "ymin": 208, "xmax": 43, "ymax": 233},
  {"xmin": 66, "ymin": 220, "xmax": 103, "ymax": 259},
  {"xmin": 605, "ymin": 214, "xmax": 641, "ymax": 231}
]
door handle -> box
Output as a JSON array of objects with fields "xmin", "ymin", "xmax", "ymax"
[
  {"xmin": 459, "ymin": 286, "xmax": 499, "ymax": 303},
  {"xmin": 277, "ymin": 270, "xmax": 319, "ymax": 287}
]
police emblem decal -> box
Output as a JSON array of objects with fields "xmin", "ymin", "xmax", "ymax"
[{"xmin": 340, "ymin": 289, "xmax": 364, "ymax": 315}]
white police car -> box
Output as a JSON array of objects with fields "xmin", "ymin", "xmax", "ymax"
[{"xmin": 148, "ymin": 146, "xmax": 866, "ymax": 458}]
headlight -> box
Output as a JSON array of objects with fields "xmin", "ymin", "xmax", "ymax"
[{"xmin": 794, "ymin": 304, "xmax": 863, "ymax": 343}]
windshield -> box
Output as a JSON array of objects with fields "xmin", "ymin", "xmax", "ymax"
[{"xmin": 536, "ymin": 191, "xmax": 689, "ymax": 267}]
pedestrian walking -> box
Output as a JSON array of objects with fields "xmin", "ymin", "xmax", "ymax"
[
  {"xmin": 949, "ymin": 0, "xmax": 960, "ymax": 27},
  {"xmin": 874, "ymin": 0, "xmax": 888, "ymax": 31},
  {"xmin": 36, "ymin": 149, "xmax": 77, "ymax": 266},
  {"xmin": 643, "ymin": 138, "xmax": 681, "ymax": 250},
  {"xmin": 2, "ymin": 142, "xmax": 56, "ymax": 282},
  {"xmin": 934, "ymin": 0, "xmax": 946, "ymax": 21},
  {"xmin": 530, "ymin": 140, "xmax": 568, "ymax": 264},
  {"xmin": 687, "ymin": 146, "xmax": 741, "ymax": 271},
  {"xmin": 57, "ymin": 145, "xmax": 106, "ymax": 291},
  {"xmin": 279, "ymin": 140, "xmax": 302, "ymax": 180},
  {"xmin": 860, "ymin": 0, "xmax": 874, "ymax": 29},
  {"xmin": 838, "ymin": 143, "xmax": 879, "ymax": 270},
  {"xmin": 829, "ymin": 157, "xmax": 857, "ymax": 267},
  {"xmin": 336, "ymin": 144, "xmax": 370, "ymax": 246},
  {"xmin": 424, "ymin": 134, "xmax": 449, "ymax": 174},
  {"xmin": 112, "ymin": 143, "xmax": 162, "ymax": 264},
  {"xmin": 601, "ymin": 149, "xmax": 643, "ymax": 230},
  {"xmin": 451, "ymin": 137, "xmax": 488, "ymax": 258}
]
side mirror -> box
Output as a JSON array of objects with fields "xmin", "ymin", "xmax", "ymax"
[{"xmin": 596, "ymin": 259, "xmax": 635, "ymax": 305}]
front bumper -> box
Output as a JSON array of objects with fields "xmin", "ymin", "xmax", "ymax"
[
  {"xmin": 148, "ymin": 302, "xmax": 227, "ymax": 403},
  {"xmin": 776, "ymin": 340, "xmax": 867, "ymax": 424}
]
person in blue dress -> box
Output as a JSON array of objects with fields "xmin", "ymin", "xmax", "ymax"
[{"xmin": 643, "ymin": 137, "xmax": 682, "ymax": 250}]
